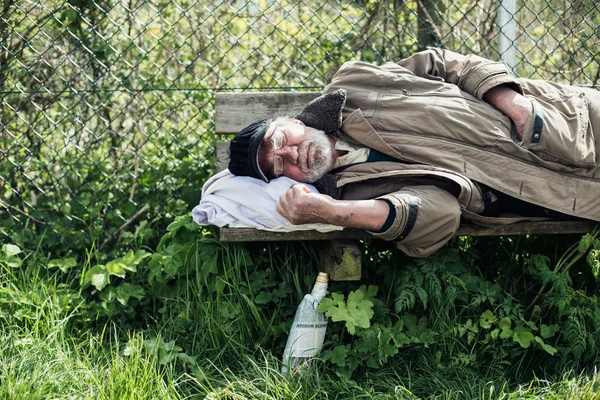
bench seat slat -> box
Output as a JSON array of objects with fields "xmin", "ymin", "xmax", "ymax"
[
  {"xmin": 218, "ymin": 220, "xmax": 598, "ymax": 242},
  {"xmin": 215, "ymin": 92, "xmax": 321, "ymax": 134}
]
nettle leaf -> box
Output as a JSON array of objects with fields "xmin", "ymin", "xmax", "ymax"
[
  {"xmin": 3, "ymin": 244, "xmax": 22, "ymax": 257},
  {"xmin": 85, "ymin": 265, "xmax": 109, "ymax": 291},
  {"xmin": 513, "ymin": 325, "xmax": 534, "ymax": 348},
  {"xmin": 540, "ymin": 324, "xmax": 560, "ymax": 339},
  {"xmin": 48, "ymin": 257, "xmax": 77, "ymax": 273},
  {"xmin": 479, "ymin": 310, "xmax": 496, "ymax": 329},
  {"xmin": 116, "ymin": 283, "xmax": 145, "ymax": 306},
  {"xmin": 535, "ymin": 336, "xmax": 558, "ymax": 355}
]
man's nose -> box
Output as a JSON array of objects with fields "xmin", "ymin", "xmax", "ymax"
[{"xmin": 276, "ymin": 145, "xmax": 299, "ymax": 164}]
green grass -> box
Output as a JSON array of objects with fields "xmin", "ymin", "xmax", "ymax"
[{"xmin": 2, "ymin": 235, "xmax": 600, "ymax": 399}]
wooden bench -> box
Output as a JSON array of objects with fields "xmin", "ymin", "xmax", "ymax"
[{"xmin": 214, "ymin": 92, "xmax": 598, "ymax": 280}]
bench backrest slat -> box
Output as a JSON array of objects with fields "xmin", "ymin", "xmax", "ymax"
[{"xmin": 215, "ymin": 92, "xmax": 321, "ymax": 134}]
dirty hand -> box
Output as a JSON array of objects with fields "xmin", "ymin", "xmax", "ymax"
[{"xmin": 276, "ymin": 184, "xmax": 334, "ymax": 225}]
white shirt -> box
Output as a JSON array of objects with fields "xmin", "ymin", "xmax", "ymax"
[{"xmin": 333, "ymin": 140, "xmax": 370, "ymax": 168}]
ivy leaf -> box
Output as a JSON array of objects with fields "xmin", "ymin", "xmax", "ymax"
[
  {"xmin": 513, "ymin": 325, "xmax": 534, "ymax": 348},
  {"xmin": 116, "ymin": 283, "xmax": 145, "ymax": 306},
  {"xmin": 85, "ymin": 265, "xmax": 109, "ymax": 291},
  {"xmin": 47, "ymin": 257, "xmax": 77, "ymax": 273},
  {"xmin": 535, "ymin": 336, "xmax": 558, "ymax": 355},
  {"xmin": 479, "ymin": 310, "xmax": 496, "ymax": 329},
  {"xmin": 540, "ymin": 324, "xmax": 560, "ymax": 339},
  {"xmin": 2, "ymin": 244, "xmax": 22, "ymax": 257}
]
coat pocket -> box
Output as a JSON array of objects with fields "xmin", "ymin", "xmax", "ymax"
[{"xmin": 519, "ymin": 95, "xmax": 596, "ymax": 168}]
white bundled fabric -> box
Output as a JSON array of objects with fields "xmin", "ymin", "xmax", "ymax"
[{"xmin": 192, "ymin": 169, "xmax": 344, "ymax": 233}]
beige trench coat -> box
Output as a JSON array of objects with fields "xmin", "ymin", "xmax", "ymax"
[{"xmin": 322, "ymin": 48, "xmax": 600, "ymax": 257}]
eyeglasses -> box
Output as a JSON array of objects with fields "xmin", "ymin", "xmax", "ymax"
[{"xmin": 270, "ymin": 129, "xmax": 285, "ymax": 177}]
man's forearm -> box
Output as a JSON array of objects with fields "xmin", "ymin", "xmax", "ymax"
[
  {"xmin": 276, "ymin": 185, "xmax": 389, "ymax": 231},
  {"xmin": 316, "ymin": 198, "xmax": 390, "ymax": 231},
  {"xmin": 483, "ymin": 85, "xmax": 533, "ymax": 139}
]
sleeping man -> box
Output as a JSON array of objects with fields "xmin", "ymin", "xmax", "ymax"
[{"xmin": 226, "ymin": 48, "xmax": 600, "ymax": 257}]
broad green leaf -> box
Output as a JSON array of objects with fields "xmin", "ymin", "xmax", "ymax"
[
  {"xmin": 85, "ymin": 265, "xmax": 109, "ymax": 291},
  {"xmin": 148, "ymin": 254, "xmax": 163, "ymax": 283},
  {"xmin": 578, "ymin": 234, "xmax": 594, "ymax": 253},
  {"xmin": 106, "ymin": 261, "xmax": 127, "ymax": 278},
  {"xmin": 200, "ymin": 250, "xmax": 218, "ymax": 277},
  {"xmin": 116, "ymin": 283, "xmax": 145, "ymax": 306},
  {"xmin": 48, "ymin": 257, "xmax": 77, "ymax": 273},
  {"xmin": 490, "ymin": 328, "xmax": 500, "ymax": 340},
  {"xmin": 3, "ymin": 244, "xmax": 22, "ymax": 257},
  {"xmin": 254, "ymin": 291, "xmax": 273, "ymax": 304},
  {"xmin": 317, "ymin": 289, "xmax": 373, "ymax": 335},
  {"xmin": 540, "ymin": 324, "xmax": 560, "ymax": 339},
  {"xmin": 329, "ymin": 345, "xmax": 349, "ymax": 367},
  {"xmin": 5, "ymin": 256, "xmax": 22, "ymax": 269},
  {"xmin": 535, "ymin": 336, "xmax": 558, "ymax": 355},
  {"xmin": 513, "ymin": 326, "xmax": 534, "ymax": 348},
  {"xmin": 100, "ymin": 286, "xmax": 117, "ymax": 303},
  {"xmin": 479, "ymin": 310, "xmax": 496, "ymax": 329},
  {"xmin": 499, "ymin": 317, "xmax": 511, "ymax": 330}
]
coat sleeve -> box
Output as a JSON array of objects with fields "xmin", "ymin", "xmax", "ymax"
[
  {"xmin": 367, "ymin": 185, "xmax": 461, "ymax": 258},
  {"xmin": 392, "ymin": 48, "xmax": 524, "ymax": 100}
]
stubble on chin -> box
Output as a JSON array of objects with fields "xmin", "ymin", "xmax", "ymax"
[{"xmin": 298, "ymin": 129, "xmax": 333, "ymax": 183}]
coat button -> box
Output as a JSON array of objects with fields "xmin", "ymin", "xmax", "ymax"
[{"xmin": 533, "ymin": 133, "xmax": 540, "ymax": 139}]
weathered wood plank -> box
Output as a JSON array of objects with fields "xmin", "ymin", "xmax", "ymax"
[
  {"xmin": 216, "ymin": 140, "xmax": 229, "ymax": 172},
  {"xmin": 319, "ymin": 240, "xmax": 362, "ymax": 281},
  {"xmin": 217, "ymin": 220, "xmax": 598, "ymax": 242},
  {"xmin": 215, "ymin": 92, "xmax": 321, "ymax": 134}
]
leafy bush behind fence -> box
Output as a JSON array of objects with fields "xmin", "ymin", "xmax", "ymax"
[{"xmin": 1, "ymin": 0, "xmax": 599, "ymax": 253}]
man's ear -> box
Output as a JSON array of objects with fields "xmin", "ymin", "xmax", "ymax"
[{"xmin": 294, "ymin": 89, "xmax": 346, "ymax": 134}]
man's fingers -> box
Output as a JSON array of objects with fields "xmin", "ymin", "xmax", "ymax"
[{"xmin": 292, "ymin": 184, "xmax": 311, "ymax": 194}]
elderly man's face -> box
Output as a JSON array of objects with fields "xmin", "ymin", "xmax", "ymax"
[{"xmin": 258, "ymin": 118, "xmax": 335, "ymax": 183}]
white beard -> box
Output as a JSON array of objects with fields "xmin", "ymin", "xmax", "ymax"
[{"xmin": 297, "ymin": 129, "xmax": 333, "ymax": 183}]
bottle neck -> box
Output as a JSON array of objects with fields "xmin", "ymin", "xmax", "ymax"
[{"xmin": 311, "ymin": 282, "xmax": 328, "ymax": 301}]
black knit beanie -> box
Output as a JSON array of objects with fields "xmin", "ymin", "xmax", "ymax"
[{"xmin": 228, "ymin": 118, "xmax": 271, "ymax": 182}]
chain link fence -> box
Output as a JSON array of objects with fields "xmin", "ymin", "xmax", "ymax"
[{"xmin": 1, "ymin": 0, "xmax": 599, "ymax": 254}]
